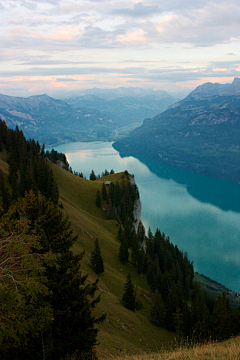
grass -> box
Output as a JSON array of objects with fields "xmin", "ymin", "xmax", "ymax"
[{"xmin": 112, "ymin": 336, "xmax": 240, "ymax": 359}]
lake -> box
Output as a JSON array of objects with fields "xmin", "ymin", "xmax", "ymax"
[{"xmin": 52, "ymin": 141, "xmax": 240, "ymax": 293}]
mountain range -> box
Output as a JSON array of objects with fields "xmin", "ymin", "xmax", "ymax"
[
  {"xmin": 113, "ymin": 78, "xmax": 240, "ymax": 183},
  {"xmin": 0, "ymin": 88, "xmax": 176, "ymax": 147}
]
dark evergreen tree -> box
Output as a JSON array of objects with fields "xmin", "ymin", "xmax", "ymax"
[
  {"xmin": 173, "ymin": 307, "xmax": 184, "ymax": 343},
  {"xmin": 0, "ymin": 170, "xmax": 11, "ymax": 214},
  {"xmin": 101, "ymin": 182, "xmax": 107, "ymax": 201},
  {"xmin": 90, "ymin": 170, "xmax": 96, "ymax": 181},
  {"xmin": 122, "ymin": 273, "xmax": 135, "ymax": 312},
  {"xmin": 151, "ymin": 290, "xmax": 165, "ymax": 327},
  {"xmin": 96, "ymin": 190, "xmax": 102, "ymax": 208},
  {"xmin": 0, "ymin": 191, "xmax": 105, "ymax": 360},
  {"xmin": 90, "ymin": 238, "xmax": 104, "ymax": 274},
  {"xmin": 213, "ymin": 292, "xmax": 234, "ymax": 340},
  {"xmin": 119, "ymin": 236, "xmax": 129, "ymax": 264}
]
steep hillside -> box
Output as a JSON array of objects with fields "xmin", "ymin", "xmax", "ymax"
[
  {"xmin": 113, "ymin": 78, "xmax": 240, "ymax": 182},
  {"xmin": 49, "ymin": 163, "xmax": 175, "ymax": 358},
  {"xmin": 1, "ymin": 140, "xmax": 240, "ymax": 359},
  {"xmin": 0, "ymin": 148, "xmax": 174, "ymax": 358}
]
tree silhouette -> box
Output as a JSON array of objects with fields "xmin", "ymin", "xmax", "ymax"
[
  {"xmin": 90, "ymin": 170, "xmax": 96, "ymax": 181},
  {"xmin": 0, "ymin": 191, "xmax": 105, "ymax": 359},
  {"xmin": 96, "ymin": 190, "xmax": 102, "ymax": 208},
  {"xmin": 90, "ymin": 238, "xmax": 104, "ymax": 274},
  {"xmin": 122, "ymin": 273, "xmax": 135, "ymax": 312},
  {"xmin": 101, "ymin": 182, "xmax": 107, "ymax": 201}
]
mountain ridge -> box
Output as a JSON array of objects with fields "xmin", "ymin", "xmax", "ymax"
[
  {"xmin": 0, "ymin": 89, "xmax": 176, "ymax": 146},
  {"xmin": 113, "ymin": 78, "xmax": 240, "ymax": 183}
]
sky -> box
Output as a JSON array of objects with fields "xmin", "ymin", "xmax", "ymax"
[{"xmin": 1, "ymin": 0, "xmax": 240, "ymax": 98}]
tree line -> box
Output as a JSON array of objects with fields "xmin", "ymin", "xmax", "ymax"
[
  {"xmin": 0, "ymin": 121, "xmax": 105, "ymax": 359},
  {"xmin": 0, "ymin": 120, "xmax": 59, "ymax": 207},
  {"xmin": 95, "ymin": 178, "xmax": 240, "ymax": 343}
]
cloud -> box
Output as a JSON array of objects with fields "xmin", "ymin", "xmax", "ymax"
[
  {"xmin": 0, "ymin": 66, "xmax": 145, "ymax": 77},
  {"xmin": 210, "ymin": 60, "xmax": 240, "ymax": 70},
  {"xmin": 151, "ymin": 1, "xmax": 240, "ymax": 47},
  {"xmin": 112, "ymin": 2, "xmax": 163, "ymax": 18},
  {"xmin": 1, "ymin": 0, "xmax": 240, "ymax": 96},
  {"xmin": 19, "ymin": 59, "xmax": 102, "ymax": 65},
  {"xmin": 56, "ymin": 78, "xmax": 78, "ymax": 82}
]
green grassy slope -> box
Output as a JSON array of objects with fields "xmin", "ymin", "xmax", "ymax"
[{"xmin": 48, "ymin": 161, "xmax": 175, "ymax": 359}]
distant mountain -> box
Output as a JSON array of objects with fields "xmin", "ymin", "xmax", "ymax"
[
  {"xmin": 113, "ymin": 78, "xmax": 240, "ymax": 183},
  {"xmin": 0, "ymin": 89, "xmax": 176, "ymax": 146},
  {"xmin": 64, "ymin": 91, "xmax": 176, "ymax": 128},
  {"xmin": 60, "ymin": 86, "xmax": 175, "ymax": 101},
  {"xmin": 0, "ymin": 93, "xmax": 116, "ymax": 146}
]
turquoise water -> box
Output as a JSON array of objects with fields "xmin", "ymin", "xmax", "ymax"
[{"xmin": 52, "ymin": 141, "xmax": 240, "ymax": 293}]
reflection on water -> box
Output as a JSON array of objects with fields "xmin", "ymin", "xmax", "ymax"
[{"xmin": 52, "ymin": 141, "xmax": 240, "ymax": 292}]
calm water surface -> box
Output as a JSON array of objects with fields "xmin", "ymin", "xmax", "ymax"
[{"xmin": 52, "ymin": 141, "xmax": 240, "ymax": 293}]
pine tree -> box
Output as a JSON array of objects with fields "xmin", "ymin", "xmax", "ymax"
[
  {"xmin": 0, "ymin": 210, "xmax": 53, "ymax": 356},
  {"xmin": 173, "ymin": 307, "xmax": 184, "ymax": 343},
  {"xmin": 101, "ymin": 182, "xmax": 107, "ymax": 201},
  {"xmin": 90, "ymin": 170, "xmax": 96, "ymax": 180},
  {"xmin": 0, "ymin": 191, "xmax": 105, "ymax": 359},
  {"xmin": 213, "ymin": 292, "xmax": 234, "ymax": 340},
  {"xmin": 151, "ymin": 290, "xmax": 165, "ymax": 327},
  {"xmin": 96, "ymin": 190, "xmax": 102, "ymax": 208},
  {"xmin": 122, "ymin": 273, "xmax": 135, "ymax": 312},
  {"xmin": 119, "ymin": 236, "xmax": 129, "ymax": 264},
  {"xmin": 90, "ymin": 238, "xmax": 104, "ymax": 274}
]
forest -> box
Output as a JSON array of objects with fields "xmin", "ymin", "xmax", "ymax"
[{"xmin": 1, "ymin": 119, "xmax": 240, "ymax": 359}]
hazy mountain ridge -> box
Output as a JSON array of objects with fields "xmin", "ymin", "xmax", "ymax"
[
  {"xmin": 0, "ymin": 93, "xmax": 115, "ymax": 145},
  {"xmin": 0, "ymin": 88, "xmax": 176, "ymax": 146},
  {"xmin": 113, "ymin": 78, "xmax": 240, "ymax": 183},
  {"xmin": 65, "ymin": 92, "xmax": 176, "ymax": 128}
]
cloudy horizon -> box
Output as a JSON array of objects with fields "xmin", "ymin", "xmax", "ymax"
[{"xmin": 1, "ymin": 0, "xmax": 240, "ymax": 98}]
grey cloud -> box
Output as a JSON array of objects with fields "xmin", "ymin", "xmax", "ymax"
[
  {"xmin": 129, "ymin": 68, "xmax": 240, "ymax": 83},
  {"xmin": 112, "ymin": 2, "xmax": 163, "ymax": 18},
  {"xmin": 210, "ymin": 60, "xmax": 240, "ymax": 69},
  {"xmin": 56, "ymin": 78, "xmax": 78, "ymax": 82},
  {"xmin": 20, "ymin": 60, "xmax": 102, "ymax": 65},
  {"xmin": 1, "ymin": 0, "xmax": 240, "ymax": 54},
  {"xmin": 20, "ymin": 1, "xmax": 37, "ymax": 10},
  {"xmin": 0, "ymin": 66, "xmax": 145, "ymax": 77}
]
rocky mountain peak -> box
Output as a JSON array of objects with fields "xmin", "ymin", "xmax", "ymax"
[{"xmin": 187, "ymin": 78, "xmax": 240, "ymax": 100}]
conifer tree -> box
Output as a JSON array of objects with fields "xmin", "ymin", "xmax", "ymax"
[
  {"xmin": 90, "ymin": 170, "xmax": 96, "ymax": 180},
  {"xmin": 213, "ymin": 292, "xmax": 234, "ymax": 340},
  {"xmin": 151, "ymin": 290, "xmax": 165, "ymax": 327},
  {"xmin": 96, "ymin": 190, "xmax": 102, "ymax": 208},
  {"xmin": 101, "ymin": 182, "xmax": 107, "ymax": 201},
  {"xmin": 119, "ymin": 236, "xmax": 129, "ymax": 264},
  {"xmin": 173, "ymin": 307, "xmax": 184, "ymax": 343},
  {"xmin": 90, "ymin": 238, "xmax": 104, "ymax": 274},
  {"xmin": 122, "ymin": 273, "xmax": 135, "ymax": 312},
  {"xmin": 0, "ymin": 191, "xmax": 105, "ymax": 359}
]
